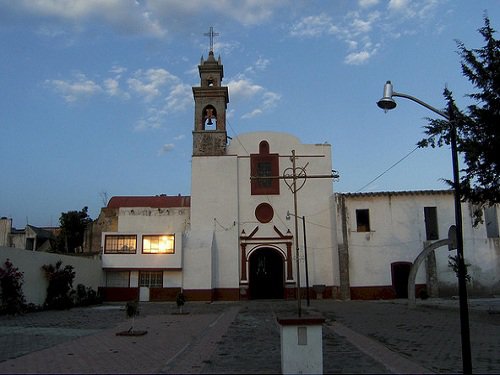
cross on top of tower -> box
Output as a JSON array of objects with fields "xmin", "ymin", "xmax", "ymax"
[{"xmin": 204, "ymin": 26, "xmax": 219, "ymax": 53}]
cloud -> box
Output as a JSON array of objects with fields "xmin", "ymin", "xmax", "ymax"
[
  {"xmin": 3, "ymin": 0, "xmax": 285, "ymax": 39},
  {"xmin": 149, "ymin": 0, "xmax": 285, "ymax": 27},
  {"xmin": 387, "ymin": 0, "xmax": 439, "ymax": 20},
  {"xmin": 103, "ymin": 78, "xmax": 130, "ymax": 99},
  {"xmin": 359, "ymin": 0, "xmax": 379, "ymax": 8},
  {"xmin": 227, "ymin": 76, "xmax": 281, "ymax": 119},
  {"xmin": 165, "ymin": 83, "xmax": 192, "ymax": 112},
  {"xmin": 127, "ymin": 68, "xmax": 178, "ymax": 102},
  {"xmin": 227, "ymin": 77, "xmax": 264, "ymax": 99},
  {"xmin": 289, "ymin": 13, "xmax": 339, "ymax": 38},
  {"xmin": 345, "ymin": 50, "xmax": 372, "ymax": 65},
  {"xmin": 262, "ymin": 92, "xmax": 281, "ymax": 110},
  {"xmin": 46, "ymin": 64, "xmax": 192, "ymax": 132},
  {"xmin": 158, "ymin": 143, "xmax": 175, "ymax": 155},
  {"xmin": 388, "ymin": 0, "xmax": 409, "ymax": 12},
  {"xmin": 245, "ymin": 57, "xmax": 271, "ymax": 75},
  {"xmin": 289, "ymin": 1, "xmax": 439, "ymax": 65},
  {"xmin": 5, "ymin": 0, "xmax": 166, "ymax": 37},
  {"xmin": 348, "ymin": 12, "xmax": 380, "ymax": 35},
  {"xmin": 110, "ymin": 65, "xmax": 127, "ymax": 76},
  {"xmin": 45, "ymin": 73, "xmax": 101, "ymax": 102},
  {"xmin": 241, "ymin": 109, "xmax": 263, "ymax": 119}
]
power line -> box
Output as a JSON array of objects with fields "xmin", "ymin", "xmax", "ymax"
[{"xmin": 356, "ymin": 146, "xmax": 420, "ymax": 192}]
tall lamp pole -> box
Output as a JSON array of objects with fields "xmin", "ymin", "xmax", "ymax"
[
  {"xmin": 287, "ymin": 211, "xmax": 310, "ymax": 307},
  {"xmin": 377, "ymin": 81, "xmax": 472, "ymax": 374}
]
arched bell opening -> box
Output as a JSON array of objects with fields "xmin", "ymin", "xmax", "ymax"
[{"xmin": 202, "ymin": 105, "xmax": 217, "ymax": 130}]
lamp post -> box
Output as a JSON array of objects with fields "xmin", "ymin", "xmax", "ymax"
[
  {"xmin": 377, "ymin": 81, "xmax": 472, "ymax": 374},
  {"xmin": 287, "ymin": 210, "xmax": 310, "ymax": 306}
]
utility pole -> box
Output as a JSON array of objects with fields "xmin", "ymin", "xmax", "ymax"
[{"xmin": 252, "ymin": 150, "xmax": 339, "ymax": 316}]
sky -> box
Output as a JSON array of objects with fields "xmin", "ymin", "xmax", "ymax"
[{"xmin": 1, "ymin": 0, "xmax": 499, "ymax": 228}]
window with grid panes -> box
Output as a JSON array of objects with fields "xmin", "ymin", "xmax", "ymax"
[
  {"xmin": 142, "ymin": 235, "xmax": 175, "ymax": 254},
  {"xmin": 104, "ymin": 235, "xmax": 137, "ymax": 254},
  {"xmin": 139, "ymin": 271, "xmax": 163, "ymax": 288}
]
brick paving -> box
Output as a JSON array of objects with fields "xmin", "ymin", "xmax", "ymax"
[{"xmin": 0, "ymin": 298, "xmax": 498, "ymax": 373}]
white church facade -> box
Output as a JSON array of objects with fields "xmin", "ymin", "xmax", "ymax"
[{"xmin": 94, "ymin": 50, "xmax": 500, "ymax": 302}]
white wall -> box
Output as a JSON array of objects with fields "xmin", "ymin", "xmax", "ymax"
[
  {"xmin": 342, "ymin": 192, "xmax": 454, "ymax": 287},
  {"xmin": 228, "ymin": 132, "xmax": 338, "ymax": 289},
  {"xmin": 101, "ymin": 207, "xmax": 188, "ymax": 270},
  {"xmin": 340, "ymin": 192, "xmax": 500, "ymax": 296},
  {"xmin": 0, "ymin": 247, "xmax": 103, "ymax": 306},
  {"xmin": 101, "ymin": 232, "xmax": 183, "ymax": 269},
  {"xmin": 189, "ymin": 155, "xmax": 239, "ymax": 290}
]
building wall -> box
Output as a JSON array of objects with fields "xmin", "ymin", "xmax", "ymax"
[
  {"xmin": 338, "ymin": 192, "xmax": 500, "ymax": 298},
  {"xmin": 228, "ymin": 132, "xmax": 338, "ymax": 296},
  {"xmin": 0, "ymin": 246, "xmax": 103, "ymax": 306},
  {"xmin": 101, "ymin": 207, "xmax": 188, "ymax": 270},
  {"xmin": 84, "ymin": 207, "xmax": 118, "ymax": 253},
  {"xmin": 187, "ymin": 154, "xmax": 239, "ymax": 298},
  {"xmin": 0, "ymin": 218, "xmax": 11, "ymax": 246}
]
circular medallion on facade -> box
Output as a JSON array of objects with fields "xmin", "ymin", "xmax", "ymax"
[{"xmin": 255, "ymin": 203, "xmax": 274, "ymax": 223}]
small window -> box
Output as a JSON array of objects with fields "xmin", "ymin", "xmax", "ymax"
[
  {"xmin": 356, "ymin": 209, "xmax": 370, "ymax": 232},
  {"xmin": 104, "ymin": 235, "xmax": 137, "ymax": 254},
  {"xmin": 139, "ymin": 271, "xmax": 163, "ymax": 288},
  {"xmin": 142, "ymin": 235, "xmax": 175, "ymax": 254},
  {"xmin": 485, "ymin": 206, "xmax": 499, "ymax": 238},
  {"xmin": 424, "ymin": 207, "xmax": 439, "ymax": 240}
]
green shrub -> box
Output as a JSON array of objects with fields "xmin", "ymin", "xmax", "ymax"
[
  {"xmin": 42, "ymin": 260, "xmax": 75, "ymax": 310},
  {"xmin": 75, "ymin": 283, "xmax": 102, "ymax": 306},
  {"xmin": 0, "ymin": 259, "xmax": 26, "ymax": 315}
]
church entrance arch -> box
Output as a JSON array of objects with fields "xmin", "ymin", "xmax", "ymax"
[{"xmin": 249, "ymin": 247, "xmax": 284, "ymax": 299}]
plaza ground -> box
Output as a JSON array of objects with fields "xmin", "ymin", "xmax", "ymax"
[{"xmin": 0, "ymin": 298, "xmax": 499, "ymax": 373}]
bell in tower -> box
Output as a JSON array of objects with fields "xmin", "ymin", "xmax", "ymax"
[{"xmin": 192, "ymin": 28, "xmax": 229, "ymax": 156}]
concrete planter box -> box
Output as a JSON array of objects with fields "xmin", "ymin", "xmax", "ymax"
[{"xmin": 277, "ymin": 316, "xmax": 325, "ymax": 374}]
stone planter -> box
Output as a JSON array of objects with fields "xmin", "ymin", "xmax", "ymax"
[{"xmin": 277, "ymin": 316, "xmax": 325, "ymax": 374}]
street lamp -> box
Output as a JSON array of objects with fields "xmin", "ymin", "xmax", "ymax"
[
  {"xmin": 377, "ymin": 81, "xmax": 472, "ymax": 374},
  {"xmin": 287, "ymin": 210, "xmax": 310, "ymax": 306}
]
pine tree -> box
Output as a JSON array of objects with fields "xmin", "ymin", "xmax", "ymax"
[{"xmin": 419, "ymin": 15, "xmax": 500, "ymax": 222}]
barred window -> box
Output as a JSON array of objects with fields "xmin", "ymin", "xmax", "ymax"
[
  {"xmin": 139, "ymin": 271, "xmax": 163, "ymax": 288},
  {"xmin": 142, "ymin": 235, "xmax": 175, "ymax": 254},
  {"xmin": 106, "ymin": 271, "xmax": 130, "ymax": 287},
  {"xmin": 104, "ymin": 235, "xmax": 137, "ymax": 254}
]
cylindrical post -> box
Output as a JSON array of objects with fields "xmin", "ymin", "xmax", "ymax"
[
  {"xmin": 449, "ymin": 108, "xmax": 472, "ymax": 374},
  {"xmin": 292, "ymin": 150, "xmax": 301, "ymax": 317},
  {"xmin": 303, "ymin": 216, "xmax": 310, "ymax": 306}
]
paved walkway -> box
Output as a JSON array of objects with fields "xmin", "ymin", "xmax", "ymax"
[{"xmin": 0, "ymin": 298, "xmax": 498, "ymax": 373}]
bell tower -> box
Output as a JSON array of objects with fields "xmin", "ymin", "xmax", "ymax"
[{"xmin": 192, "ymin": 29, "xmax": 229, "ymax": 156}]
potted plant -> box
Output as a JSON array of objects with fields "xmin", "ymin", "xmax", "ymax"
[
  {"xmin": 175, "ymin": 291, "xmax": 187, "ymax": 314},
  {"xmin": 116, "ymin": 300, "xmax": 147, "ymax": 336}
]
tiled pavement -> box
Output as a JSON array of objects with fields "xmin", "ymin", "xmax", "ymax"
[{"xmin": 0, "ymin": 298, "xmax": 498, "ymax": 373}]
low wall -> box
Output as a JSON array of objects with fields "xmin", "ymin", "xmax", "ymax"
[{"xmin": 0, "ymin": 247, "xmax": 103, "ymax": 306}]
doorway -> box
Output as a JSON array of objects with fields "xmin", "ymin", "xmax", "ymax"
[
  {"xmin": 249, "ymin": 248, "xmax": 284, "ymax": 299},
  {"xmin": 391, "ymin": 262, "xmax": 412, "ymax": 298}
]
